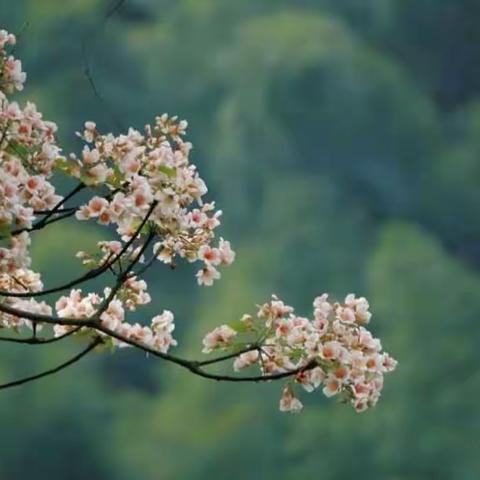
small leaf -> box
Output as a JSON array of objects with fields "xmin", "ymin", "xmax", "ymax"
[
  {"xmin": 108, "ymin": 164, "xmax": 125, "ymax": 188},
  {"xmin": 228, "ymin": 319, "xmax": 251, "ymax": 333},
  {"xmin": 0, "ymin": 223, "xmax": 12, "ymax": 239},
  {"xmin": 158, "ymin": 165, "xmax": 176, "ymax": 178},
  {"xmin": 6, "ymin": 141, "xmax": 30, "ymax": 159}
]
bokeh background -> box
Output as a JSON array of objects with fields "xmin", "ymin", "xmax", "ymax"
[{"xmin": 1, "ymin": 0, "xmax": 479, "ymax": 478}]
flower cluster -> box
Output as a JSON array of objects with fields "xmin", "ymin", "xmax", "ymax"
[
  {"xmin": 202, "ymin": 293, "xmax": 397, "ymax": 413},
  {"xmin": 0, "ymin": 232, "xmax": 31, "ymax": 273},
  {"xmin": 202, "ymin": 324, "xmax": 237, "ymax": 353},
  {"xmin": 0, "ymin": 31, "xmax": 63, "ymax": 274},
  {"xmin": 0, "ymin": 264, "xmax": 54, "ymax": 330},
  {"xmin": 70, "ymin": 114, "xmax": 234, "ymax": 286},
  {"xmin": 53, "ymin": 288, "xmax": 177, "ymax": 353},
  {"xmin": 0, "ymin": 29, "xmax": 25, "ymax": 93},
  {"xmin": 118, "ymin": 276, "xmax": 151, "ymax": 311}
]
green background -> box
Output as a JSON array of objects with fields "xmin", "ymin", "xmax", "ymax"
[{"xmin": 1, "ymin": 0, "xmax": 479, "ymax": 478}]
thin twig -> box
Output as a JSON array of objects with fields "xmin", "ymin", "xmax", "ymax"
[
  {"xmin": 37, "ymin": 183, "xmax": 85, "ymax": 225},
  {"xmin": 198, "ymin": 345, "xmax": 259, "ymax": 367},
  {"xmin": 0, "ymin": 183, "xmax": 85, "ymax": 239},
  {"xmin": 0, "ymin": 337, "xmax": 101, "ymax": 390},
  {"xmin": 0, "ymin": 302, "xmax": 96, "ymax": 327},
  {"xmin": 0, "ymin": 209, "xmax": 77, "ymax": 239},
  {"xmin": 128, "ymin": 251, "xmax": 158, "ymax": 279},
  {"xmin": 0, "ymin": 326, "xmax": 82, "ymax": 345},
  {"xmin": 81, "ymin": 0, "xmax": 127, "ymax": 131},
  {"xmin": 95, "ymin": 229, "xmax": 156, "ymax": 319},
  {"xmin": 33, "ymin": 208, "xmax": 77, "ymax": 215}
]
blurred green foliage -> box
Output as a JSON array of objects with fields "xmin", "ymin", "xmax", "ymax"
[{"xmin": 0, "ymin": 0, "xmax": 479, "ymax": 478}]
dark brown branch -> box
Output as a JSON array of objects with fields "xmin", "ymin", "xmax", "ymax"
[
  {"xmin": 197, "ymin": 345, "xmax": 259, "ymax": 367},
  {"xmin": 0, "ymin": 337, "xmax": 101, "ymax": 390},
  {"xmin": 1, "ymin": 209, "xmax": 77, "ymax": 239},
  {"xmin": 37, "ymin": 183, "xmax": 85, "ymax": 225},
  {"xmin": 128, "ymin": 251, "xmax": 158, "ymax": 279},
  {"xmin": 0, "ymin": 299, "xmax": 314, "ymax": 383},
  {"xmin": 0, "ymin": 123, "xmax": 9, "ymax": 148},
  {"xmin": 33, "ymin": 208, "xmax": 77, "ymax": 215},
  {"xmin": 94, "ymin": 323, "xmax": 315, "ymax": 383},
  {"xmin": 0, "ymin": 302, "xmax": 95, "ymax": 326},
  {"xmin": 0, "ymin": 183, "xmax": 85, "ymax": 240},
  {"xmin": 0, "ymin": 326, "xmax": 81, "ymax": 345},
  {"xmin": 195, "ymin": 361, "xmax": 316, "ymax": 383}
]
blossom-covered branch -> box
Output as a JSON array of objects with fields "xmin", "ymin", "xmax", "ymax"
[{"xmin": 0, "ymin": 29, "xmax": 396, "ymax": 413}]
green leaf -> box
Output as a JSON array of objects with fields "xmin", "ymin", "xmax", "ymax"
[
  {"xmin": 55, "ymin": 157, "xmax": 78, "ymax": 176},
  {"xmin": 108, "ymin": 164, "xmax": 125, "ymax": 188},
  {"xmin": 228, "ymin": 319, "xmax": 251, "ymax": 333},
  {"xmin": 6, "ymin": 140, "xmax": 30, "ymax": 159},
  {"xmin": 288, "ymin": 347, "xmax": 305, "ymax": 363},
  {"xmin": 158, "ymin": 165, "xmax": 176, "ymax": 178},
  {"xmin": 0, "ymin": 223, "xmax": 12, "ymax": 239}
]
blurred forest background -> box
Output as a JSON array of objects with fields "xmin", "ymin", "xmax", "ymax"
[{"xmin": 1, "ymin": 0, "xmax": 479, "ymax": 478}]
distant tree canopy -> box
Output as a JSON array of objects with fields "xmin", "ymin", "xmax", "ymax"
[{"xmin": 0, "ymin": 1, "xmax": 478, "ymax": 479}]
